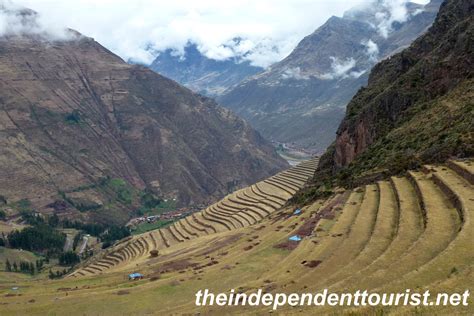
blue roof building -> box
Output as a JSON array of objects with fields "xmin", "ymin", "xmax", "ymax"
[
  {"xmin": 128, "ymin": 272, "xmax": 144, "ymax": 280},
  {"xmin": 288, "ymin": 235, "xmax": 302, "ymax": 242},
  {"xmin": 293, "ymin": 209, "xmax": 302, "ymax": 215}
]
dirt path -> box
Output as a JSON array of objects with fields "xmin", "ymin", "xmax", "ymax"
[
  {"xmin": 79, "ymin": 236, "xmax": 89, "ymax": 254},
  {"xmin": 63, "ymin": 234, "xmax": 74, "ymax": 252}
]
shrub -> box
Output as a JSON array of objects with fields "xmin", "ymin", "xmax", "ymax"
[
  {"xmin": 65, "ymin": 110, "xmax": 81, "ymax": 123},
  {"xmin": 141, "ymin": 192, "xmax": 162, "ymax": 209}
]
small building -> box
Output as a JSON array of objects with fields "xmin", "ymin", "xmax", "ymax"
[
  {"xmin": 128, "ymin": 272, "xmax": 144, "ymax": 280},
  {"xmin": 289, "ymin": 235, "xmax": 302, "ymax": 242}
]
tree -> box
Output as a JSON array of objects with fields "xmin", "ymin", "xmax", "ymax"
[
  {"xmin": 59, "ymin": 251, "xmax": 80, "ymax": 266},
  {"xmin": 72, "ymin": 233, "xmax": 81, "ymax": 251},
  {"xmin": 8, "ymin": 224, "xmax": 66, "ymax": 253},
  {"xmin": 101, "ymin": 226, "xmax": 130, "ymax": 244},
  {"xmin": 48, "ymin": 214, "xmax": 60, "ymax": 227},
  {"xmin": 5, "ymin": 259, "xmax": 11, "ymax": 272},
  {"xmin": 12, "ymin": 261, "xmax": 17, "ymax": 272},
  {"xmin": 36, "ymin": 259, "xmax": 44, "ymax": 271}
]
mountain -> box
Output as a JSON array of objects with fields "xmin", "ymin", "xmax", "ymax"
[
  {"xmin": 0, "ymin": 9, "xmax": 287, "ymax": 224},
  {"xmin": 218, "ymin": 0, "xmax": 443, "ymax": 153},
  {"xmin": 313, "ymin": 0, "xmax": 473, "ymax": 187},
  {"xmin": 149, "ymin": 42, "xmax": 263, "ymax": 97}
]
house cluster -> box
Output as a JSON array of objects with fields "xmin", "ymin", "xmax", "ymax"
[{"xmin": 127, "ymin": 208, "xmax": 197, "ymax": 227}]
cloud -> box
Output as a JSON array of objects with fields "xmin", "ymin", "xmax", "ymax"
[
  {"xmin": 374, "ymin": 0, "xmax": 413, "ymax": 38},
  {"xmin": 350, "ymin": 0, "xmax": 429, "ymax": 38},
  {"xmin": 281, "ymin": 67, "xmax": 309, "ymax": 80},
  {"xmin": 0, "ymin": 0, "xmax": 71, "ymax": 39},
  {"xmin": 320, "ymin": 57, "xmax": 364, "ymax": 80},
  {"xmin": 362, "ymin": 39, "xmax": 379, "ymax": 62},
  {"xmin": 4, "ymin": 0, "xmax": 431, "ymax": 66},
  {"xmin": 12, "ymin": 0, "xmax": 371, "ymax": 67}
]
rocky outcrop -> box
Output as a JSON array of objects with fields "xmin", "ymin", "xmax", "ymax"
[{"xmin": 330, "ymin": 0, "xmax": 473, "ymax": 169}]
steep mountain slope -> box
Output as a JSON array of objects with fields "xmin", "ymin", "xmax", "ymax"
[
  {"xmin": 314, "ymin": 0, "xmax": 473, "ymax": 187},
  {"xmin": 149, "ymin": 42, "xmax": 263, "ymax": 97},
  {"xmin": 219, "ymin": 0, "xmax": 442, "ymax": 152},
  {"xmin": 0, "ymin": 11, "xmax": 287, "ymax": 224}
]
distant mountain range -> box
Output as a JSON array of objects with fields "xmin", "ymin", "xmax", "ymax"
[
  {"xmin": 0, "ymin": 8, "xmax": 287, "ymax": 224},
  {"xmin": 149, "ymin": 42, "xmax": 263, "ymax": 97},
  {"xmin": 316, "ymin": 0, "xmax": 473, "ymax": 185},
  {"xmin": 218, "ymin": 0, "xmax": 443, "ymax": 153}
]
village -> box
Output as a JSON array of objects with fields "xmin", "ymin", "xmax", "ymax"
[{"xmin": 126, "ymin": 205, "xmax": 201, "ymax": 230}]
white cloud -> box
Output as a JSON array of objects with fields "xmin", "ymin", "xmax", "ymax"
[
  {"xmin": 362, "ymin": 39, "xmax": 379, "ymax": 62},
  {"xmin": 321, "ymin": 57, "xmax": 362, "ymax": 80},
  {"xmin": 0, "ymin": 0, "xmax": 71, "ymax": 39},
  {"xmin": 351, "ymin": 0, "xmax": 429, "ymax": 38},
  {"xmin": 11, "ymin": 0, "xmax": 370, "ymax": 67},
  {"xmin": 374, "ymin": 0, "xmax": 412, "ymax": 38},
  {"xmin": 281, "ymin": 67, "xmax": 309, "ymax": 80},
  {"xmin": 3, "ymin": 0, "xmax": 433, "ymax": 66}
]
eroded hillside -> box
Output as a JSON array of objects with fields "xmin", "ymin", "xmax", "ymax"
[{"xmin": 0, "ymin": 24, "xmax": 287, "ymax": 224}]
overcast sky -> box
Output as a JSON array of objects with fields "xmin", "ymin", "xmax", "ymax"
[{"xmin": 8, "ymin": 0, "xmax": 429, "ymax": 67}]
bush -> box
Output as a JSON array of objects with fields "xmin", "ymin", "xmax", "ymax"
[
  {"xmin": 141, "ymin": 192, "xmax": 162, "ymax": 209},
  {"xmin": 17, "ymin": 199, "xmax": 32, "ymax": 212},
  {"xmin": 149, "ymin": 250, "xmax": 159, "ymax": 257},
  {"xmin": 65, "ymin": 110, "xmax": 81, "ymax": 123},
  {"xmin": 20, "ymin": 210, "xmax": 44, "ymax": 226},
  {"xmin": 48, "ymin": 214, "xmax": 60, "ymax": 227}
]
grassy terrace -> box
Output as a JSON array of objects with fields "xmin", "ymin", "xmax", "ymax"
[{"xmin": 0, "ymin": 158, "xmax": 472, "ymax": 315}]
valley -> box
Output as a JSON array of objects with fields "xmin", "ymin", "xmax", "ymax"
[{"xmin": 0, "ymin": 0, "xmax": 472, "ymax": 314}]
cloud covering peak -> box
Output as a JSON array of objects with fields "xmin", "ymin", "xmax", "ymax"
[
  {"xmin": 0, "ymin": 0, "xmax": 70, "ymax": 39},
  {"xmin": 7, "ymin": 0, "xmax": 429, "ymax": 67},
  {"xmin": 9, "ymin": 0, "xmax": 371, "ymax": 67}
]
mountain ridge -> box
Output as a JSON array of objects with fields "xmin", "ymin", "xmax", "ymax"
[
  {"xmin": 149, "ymin": 42, "xmax": 263, "ymax": 97},
  {"xmin": 0, "ymin": 25, "xmax": 288, "ymax": 224},
  {"xmin": 218, "ymin": 0, "xmax": 443, "ymax": 153},
  {"xmin": 301, "ymin": 0, "xmax": 473, "ymax": 194}
]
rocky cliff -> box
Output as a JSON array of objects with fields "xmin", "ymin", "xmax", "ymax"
[
  {"xmin": 320, "ymin": 0, "xmax": 473, "ymax": 183},
  {"xmin": 0, "ymin": 9, "xmax": 287, "ymax": 223}
]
